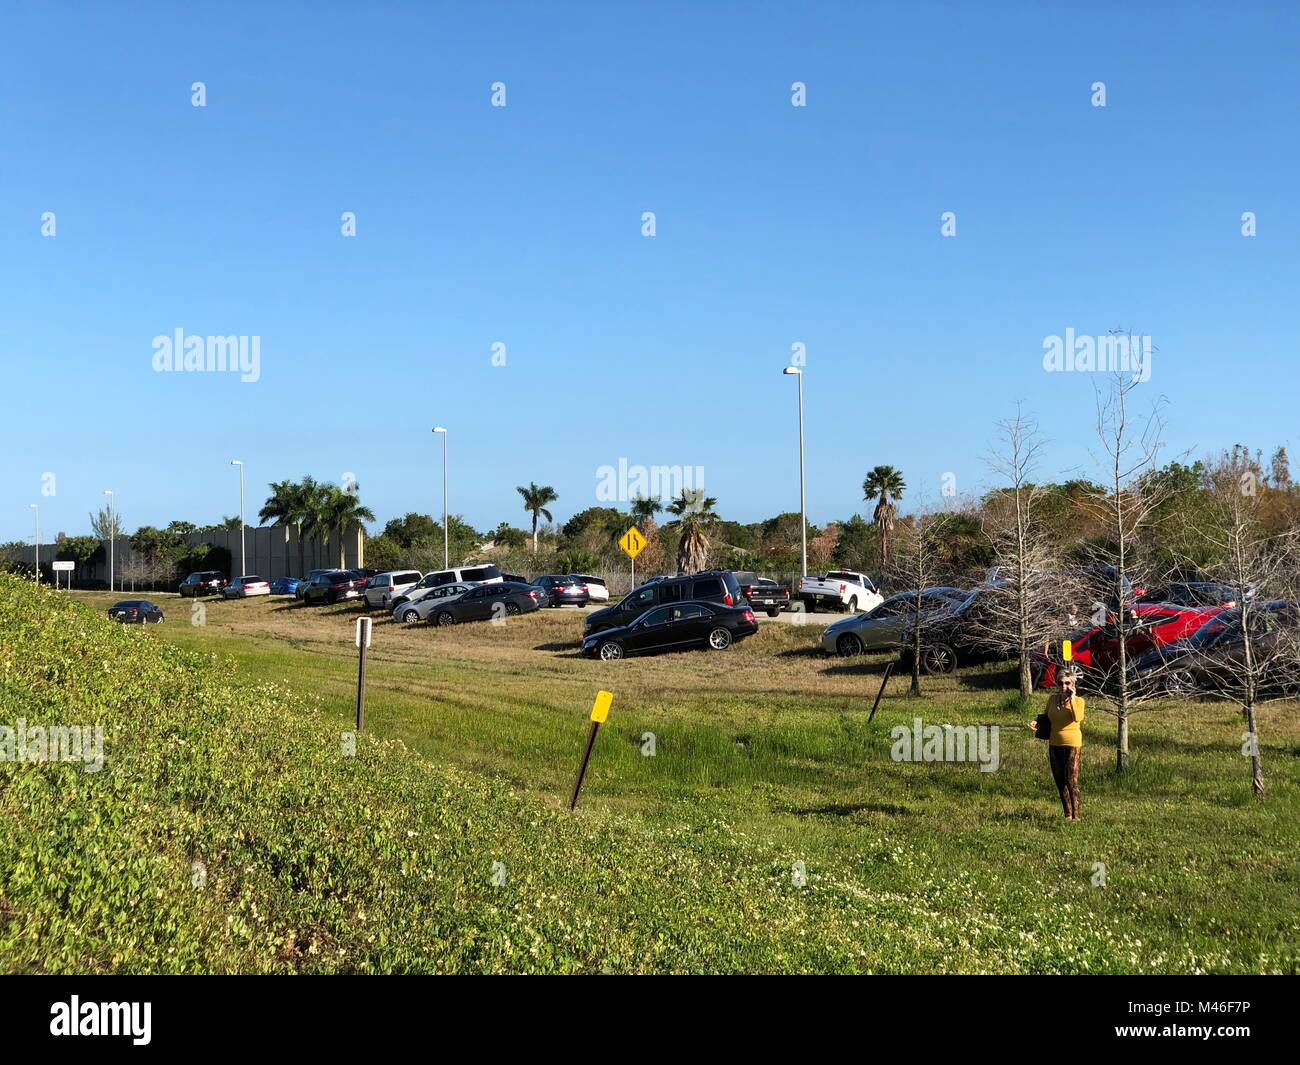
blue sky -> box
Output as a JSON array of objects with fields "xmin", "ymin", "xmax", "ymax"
[{"xmin": 2, "ymin": 1, "xmax": 1297, "ymax": 544}]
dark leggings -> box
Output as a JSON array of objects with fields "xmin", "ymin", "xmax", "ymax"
[{"xmin": 1049, "ymin": 745, "xmax": 1081, "ymax": 819}]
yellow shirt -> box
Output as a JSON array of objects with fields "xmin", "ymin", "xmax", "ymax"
[{"xmin": 1046, "ymin": 692, "xmax": 1085, "ymax": 747}]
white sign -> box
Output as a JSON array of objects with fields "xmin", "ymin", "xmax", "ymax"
[
  {"xmin": 355, "ymin": 616, "xmax": 372, "ymax": 648},
  {"xmin": 52, "ymin": 561, "xmax": 75, "ymax": 572}
]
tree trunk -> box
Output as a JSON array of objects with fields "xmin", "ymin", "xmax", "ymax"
[
  {"xmin": 531, "ymin": 515, "xmax": 538, "ymax": 554},
  {"xmin": 1244, "ymin": 702, "xmax": 1266, "ymax": 800},
  {"xmin": 1018, "ymin": 653, "xmax": 1032, "ymax": 701},
  {"xmin": 1116, "ymin": 709, "xmax": 1128, "ymax": 774}
]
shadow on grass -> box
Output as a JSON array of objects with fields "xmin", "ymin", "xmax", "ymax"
[{"xmin": 790, "ymin": 800, "xmax": 915, "ymax": 818}]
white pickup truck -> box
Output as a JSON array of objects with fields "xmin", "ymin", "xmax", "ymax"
[{"xmin": 796, "ymin": 570, "xmax": 884, "ymax": 613}]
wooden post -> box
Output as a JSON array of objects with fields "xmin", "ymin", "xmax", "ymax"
[{"xmin": 868, "ymin": 660, "xmax": 896, "ymax": 724}]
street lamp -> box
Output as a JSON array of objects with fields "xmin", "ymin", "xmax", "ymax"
[
  {"xmin": 30, "ymin": 503, "xmax": 39, "ymax": 584},
  {"xmin": 103, "ymin": 489, "xmax": 115, "ymax": 592},
  {"xmin": 230, "ymin": 459, "xmax": 246, "ymax": 576},
  {"xmin": 433, "ymin": 428, "xmax": 448, "ymax": 569},
  {"xmin": 783, "ymin": 367, "xmax": 807, "ymax": 578}
]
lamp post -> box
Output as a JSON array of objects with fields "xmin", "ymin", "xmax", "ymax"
[
  {"xmin": 30, "ymin": 503, "xmax": 39, "ymax": 584},
  {"xmin": 433, "ymin": 427, "xmax": 448, "ymax": 569},
  {"xmin": 231, "ymin": 459, "xmax": 246, "ymax": 575},
  {"xmin": 103, "ymin": 489, "xmax": 115, "ymax": 592},
  {"xmin": 782, "ymin": 367, "xmax": 807, "ymax": 578}
]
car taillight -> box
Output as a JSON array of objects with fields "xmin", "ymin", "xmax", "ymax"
[
  {"xmin": 782, "ymin": 586, "xmax": 789, "ymax": 595},
  {"xmin": 529, "ymin": 591, "xmax": 540, "ymax": 599},
  {"xmin": 839, "ymin": 584, "xmax": 846, "ymax": 593},
  {"xmin": 724, "ymin": 593, "xmax": 733, "ymax": 605},
  {"xmin": 743, "ymin": 609, "xmax": 754, "ymax": 623}
]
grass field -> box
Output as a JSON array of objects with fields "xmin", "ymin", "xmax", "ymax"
[{"xmin": 4, "ymin": 582, "xmax": 1298, "ymax": 972}]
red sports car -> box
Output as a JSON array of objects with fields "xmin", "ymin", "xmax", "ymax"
[{"xmin": 1032, "ymin": 603, "xmax": 1224, "ymax": 689}]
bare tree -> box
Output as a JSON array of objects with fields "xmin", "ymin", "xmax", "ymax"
[
  {"xmin": 978, "ymin": 407, "xmax": 1080, "ymax": 700},
  {"xmin": 1159, "ymin": 474, "xmax": 1300, "ymax": 800},
  {"xmin": 888, "ymin": 503, "xmax": 950, "ymax": 697},
  {"xmin": 1079, "ymin": 359, "xmax": 1181, "ymax": 773}
]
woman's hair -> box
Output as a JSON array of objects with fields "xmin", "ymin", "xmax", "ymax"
[{"xmin": 1058, "ymin": 666, "xmax": 1080, "ymax": 683}]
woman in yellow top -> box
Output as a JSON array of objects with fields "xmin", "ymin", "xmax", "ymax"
[{"xmin": 1028, "ymin": 666, "xmax": 1085, "ymax": 820}]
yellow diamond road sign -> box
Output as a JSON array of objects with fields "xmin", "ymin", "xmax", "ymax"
[{"xmin": 619, "ymin": 526, "xmax": 646, "ymax": 559}]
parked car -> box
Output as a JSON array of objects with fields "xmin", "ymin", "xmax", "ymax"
[
  {"xmin": 822, "ymin": 588, "xmax": 969, "ymax": 656},
  {"xmin": 796, "ymin": 570, "xmax": 884, "ymax": 613},
  {"xmin": 362, "ymin": 570, "xmax": 423, "ymax": 609},
  {"xmin": 1129, "ymin": 601, "xmax": 1300, "ymax": 696},
  {"xmin": 178, "ymin": 571, "xmax": 227, "ymax": 597},
  {"xmin": 425, "ymin": 581, "xmax": 542, "ymax": 626},
  {"xmin": 576, "ymin": 574, "xmax": 610, "ymax": 603},
  {"xmin": 501, "ymin": 572, "xmax": 530, "ymax": 585},
  {"xmin": 898, "ymin": 589, "xmax": 1005, "ymax": 674},
  {"xmin": 390, "ymin": 564, "xmax": 503, "ymax": 610},
  {"xmin": 1031, "ymin": 603, "xmax": 1223, "ymax": 690},
  {"xmin": 1138, "ymin": 581, "xmax": 1248, "ymax": 609},
  {"xmin": 108, "ymin": 599, "xmax": 164, "ymax": 624},
  {"xmin": 740, "ymin": 576, "xmax": 791, "ymax": 617},
  {"xmin": 301, "ymin": 571, "xmax": 363, "ymax": 605},
  {"xmin": 223, "ymin": 575, "xmax": 271, "ymax": 599},
  {"xmin": 393, "ymin": 582, "xmax": 481, "ymax": 623},
  {"xmin": 269, "ymin": 576, "xmax": 302, "ymax": 595},
  {"xmin": 533, "ymin": 574, "xmax": 590, "ymax": 608},
  {"xmin": 296, "ymin": 570, "xmax": 334, "ymax": 600},
  {"xmin": 582, "ymin": 601, "xmax": 758, "ymax": 660},
  {"xmin": 584, "ymin": 570, "xmax": 745, "ymax": 636}
]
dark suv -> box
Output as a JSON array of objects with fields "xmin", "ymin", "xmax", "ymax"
[
  {"xmin": 584, "ymin": 570, "xmax": 744, "ymax": 636},
  {"xmin": 179, "ymin": 571, "xmax": 227, "ymax": 597},
  {"xmin": 301, "ymin": 571, "xmax": 363, "ymax": 605}
]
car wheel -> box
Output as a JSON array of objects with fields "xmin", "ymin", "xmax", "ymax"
[
  {"xmin": 401, "ymin": 609, "xmax": 420, "ymax": 624},
  {"xmin": 436, "ymin": 611, "xmax": 455, "ymax": 627},
  {"xmin": 707, "ymin": 627, "xmax": 733, "ymax": 651},
  {"xmin": 806, "ymin": 600, "xmax": 817, "ymax": 613},
  {"xmin": 767, "ymin": 608, "xmax": 780, "ymax": 618},
  {"xmin": 836, "ymin": 633, "xmax": 864, "ymax": 657},
  {"xmin": 921, "ymin": 643, "xmax": 957, "ymax": 675},
  {"xmin": 599, "ymin": 641, "xmax": 624, "ymax": 661},
  {"xmin": 847, "ymin": 596, "xmax": 858, "ymax": 612},
  {"xmin": 505, "ymin": 602, "xmax": 521, "ymax": 616},
  {"xmin": 1165, "ymin": 668, "xmax": 1197, "ymax": 696}
]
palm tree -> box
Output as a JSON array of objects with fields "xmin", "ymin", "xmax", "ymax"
[
  {"xmin": 318, "ymin": 485, "xmax": 376, "ymax": 569},
  {"xmin": 517, "ymin": 482, "xmax": 558, "ymax": 554},
  {"xmin": 260, "ymin": 477, "xmax": 324, "ymax": 578},
  {"xmin": 667, "ymin": 489, "xmax": 718, "ymax": 574},
  {"xmin": 862, "ymin": 465, "xmax": 906, "ymax": 567},
  {"xmin": 629, "ymin": 493, "xmax": 662, "ymax": 527}
]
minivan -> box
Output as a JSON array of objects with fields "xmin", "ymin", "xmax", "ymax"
[
  {"xmin": 583, "ymin": 570, "xmax": 744, "ymax": 636},
  {"xmin": 390, "ymin": 564, "xmax": 502, "ymax": 610},
  {"xmin": 362, "ymin": 569, "xmax": 423, "ymax": 609}
]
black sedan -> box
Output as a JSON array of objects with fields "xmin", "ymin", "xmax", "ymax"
[
  {"xmin": 532, "ymin": 574, "xmax": 590, "ymax": 608},
  {"xmin": 427, "ymin": 581, "xmax": 543, "ymax": 626},
  {"xmin": 108, "ymin": 599, "xmax": 164, "ymax": 624},
  {"xmin": 581, "ymin": 601, "xmax": 757, "ymax": 661}
]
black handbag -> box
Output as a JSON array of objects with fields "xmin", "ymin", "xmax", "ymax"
[{"xmin": 1034, "ymin": 705, "xmax": 1052, "ymax": 741}]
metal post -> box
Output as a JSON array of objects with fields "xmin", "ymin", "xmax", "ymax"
[
  {"xmin": 569, "ymin": 721, "xmax": 601, "ymax": 810},
  {"xmin": 355, "ymin": 617, "xmax": 372, "ymax": 731},
  {"xmin": 434, "ymin": 428, "xmax": 448, "ymax": 569},
  {"xmin": 30, "ymin": 504, "xmax": 39, "ymax": 584},
  {"xmin": 797, "ymin": 370, "xmax": 806, "ymax": 578},
  {"xmin": 104, "ymin": 490, "xmax": 115, "ymax": 593}
]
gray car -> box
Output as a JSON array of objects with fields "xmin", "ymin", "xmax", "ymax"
[{"xmin": 821, "ymin": 588, "xmax": 969, "ymax": 656}]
